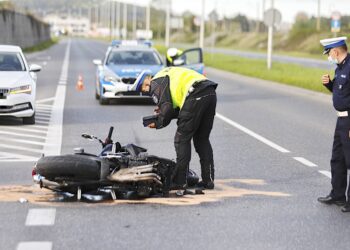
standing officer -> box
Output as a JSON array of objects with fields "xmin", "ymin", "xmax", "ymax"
[
  {"xmin": 317, "ymin": 37, "xmax": 350, "ymax": 212},
  {"xmin": 136, "ymin": 67, "xmax": 218, "ymax": 194},
  {"xmin": 166, "ymin": 48, "xmax": 183, "ymax": 66}
]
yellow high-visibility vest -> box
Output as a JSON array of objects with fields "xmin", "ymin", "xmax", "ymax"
[{"xmin": 152, "ymin": 67, "xmax": 207, "ymax": 109}]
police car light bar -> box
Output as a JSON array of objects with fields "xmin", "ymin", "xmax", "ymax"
[{"xmin": 111, "ymin": 40, "xmax": 152, "ymax": 47}]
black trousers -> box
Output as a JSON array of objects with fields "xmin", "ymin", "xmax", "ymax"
[
  {"xmin": 330, "ymin": 117, "xmax": 350, "ymax": 199},
  {"xmin": 173, "ymin": 86, "xmax": 217, "ymax": 186}
]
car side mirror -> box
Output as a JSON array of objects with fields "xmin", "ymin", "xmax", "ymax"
[
  {"xmin": 29, "ymin": 64, "xmax": 42, "ymax": 72},
  {"xmin": 93, "ymin": 59, "xmax": 102, "ymax": 65},
  {"xmin": 173, "ymin": 58, "xmax": 185, "ymax": 66}
]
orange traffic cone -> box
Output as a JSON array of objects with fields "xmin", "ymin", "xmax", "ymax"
[{"xmin": 76, "ymin": 75, "xmax": 84, "ymax": 91}]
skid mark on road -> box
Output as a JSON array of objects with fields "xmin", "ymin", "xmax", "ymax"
[{"xmin": 0, "ymin": 179, "xmax": 290, "ymax": 206}]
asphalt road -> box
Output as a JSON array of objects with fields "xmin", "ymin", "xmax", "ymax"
[{"xmin": 1, "ymin": 38, "xmax": 350, "ymax": 250}]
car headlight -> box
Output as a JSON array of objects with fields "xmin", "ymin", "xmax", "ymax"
[
  {"xmin": 104, "ymin": 75, "xmax": 121, "ymax": 84},
  {"xmin": 9, "ymin": 85, "xmax": 32, "ymax": 95}
]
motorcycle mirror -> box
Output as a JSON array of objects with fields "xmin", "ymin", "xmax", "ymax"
[{"xmin": 81, "ymin": 133, "xmax": 94, "ymax": 140}]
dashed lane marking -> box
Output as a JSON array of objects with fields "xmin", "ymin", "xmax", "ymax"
[
  {"xmin": 25, "ymin": 208, "xmax": 56, "ymax": 226},
  {"xmin": 293, "ymin": 157, "xmax": 318, "ymax": 167},
  {"xmin": 17, "ymin": 242, "xmax": 52, "ymax": 250},
  {"xmin": 216, "ymin": 112, "xmax": 290, "ymax": 153},
  {"xmin": 319, "ymin": 170, "xmax": 331, "ymax": 179}
]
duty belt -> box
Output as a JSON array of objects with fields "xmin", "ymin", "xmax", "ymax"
[{"xmin": 337, "ymin": 111, "xmax": 348, "ymax": 117}]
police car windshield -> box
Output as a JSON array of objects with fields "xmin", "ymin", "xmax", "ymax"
[
  {"xmin": 106, "ymin": 50, "xmax": 162, "ymax": 65},
  {"xmin": 0, "ymin": 52, "xmax": 26, "ymax": 71}
]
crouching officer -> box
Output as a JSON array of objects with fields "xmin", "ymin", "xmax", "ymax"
[
  {"xmin": 317, "ymin": 36, "xmax": 350, "ymax": 212},
  {"xmin": 136, "ymin": 67, "xmax": 218, "ymax": 194}
]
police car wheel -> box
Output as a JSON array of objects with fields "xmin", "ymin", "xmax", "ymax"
[
  {"xmin": 99, "ymin": 97, "xmax": 109, "ymax": 105},
  {"xmin": 95, "ymin": 91, "xmax": 100, "ymax": 100}
]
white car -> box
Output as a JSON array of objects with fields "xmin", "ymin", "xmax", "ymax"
[{"xmin": 0, "ymin": 45, "xmax": 41, "ymax": 124}]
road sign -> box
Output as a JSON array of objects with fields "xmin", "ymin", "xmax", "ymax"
[
  {"xmin": 263, "ymin": 7, "xmax": 282, "ymax": 70},
  {"xmin": 331, "ymin": 11, "xmax": 341, "ymax": 33},
  {"xmin": 331, "ymin": 20, "xmax": 341, "ymax": 33},
  {"xmin": 331, "ymin": 11, "xmax": 341, "ymax": 20},
  {"xmin": 263, "ymin": 8, "xmax": 282, "ymax": 27}
]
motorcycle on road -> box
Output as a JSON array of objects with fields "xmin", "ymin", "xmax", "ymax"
[{"xmin": 32, "ymin": 127, "xmax": 199, "ymax": 201}]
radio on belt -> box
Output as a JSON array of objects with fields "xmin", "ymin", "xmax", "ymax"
[{"xmin": 143, "ymin": 115, "xmax": 158, "ymax": 127}]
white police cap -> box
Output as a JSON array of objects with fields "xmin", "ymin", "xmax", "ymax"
[{"xmin": 320, "ymin": 36, "xmax": 347, "ymax": 54}]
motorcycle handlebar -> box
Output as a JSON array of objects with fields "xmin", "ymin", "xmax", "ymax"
[{"xmin": 107, "ymin": 126, "xmax": 114, "ymax": 141}]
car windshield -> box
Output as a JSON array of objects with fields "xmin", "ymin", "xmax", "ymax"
[
  {"xmin": 0, "ymin": 52, "xmax": 26, "ymax": 71},
  {"xmin": 106, "ymin": 50, "xmax": 162, "ymax": 65}
]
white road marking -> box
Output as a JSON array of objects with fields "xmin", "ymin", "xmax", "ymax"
[
  {"xmin": 43, "ymin": 40, "xmax": 70, "ymax": 156},
  {"xmin": 293, "ymin": 157, "xmax": 318, "ymax": 167},
  {"xmin": 0, "ymin": 126, "xmax": 47, "ymax": 134},
  {"xmin": 5, "ymin": 138, "xmax": 46, "ymax": 146},
  {"xmin": 36, "ymin": 121, "xmax": 50, "ymax": 125},
  {"xmin": 35, "ymin": 113, "xmax": 51, "ymax": 118},
  {"xmin": 36, "ymin": 104, "xmax": 53, "ymax": 109},
  {"xmin": 25, "ymin": 208, "xmax": 56, "ymax": 226},
  {"xmin": 36, "ymin": 97, "xmax": 55, "ymax": 104},
  {"xmin": 319, "ymin": 170, "xmax": 331, "ymax": 179},
  {"xmin": 0, "ymin": 143, "xmax": 43, "ymax": 153},
  {"xmin": 0, "ymin": 130, "xmax": 46, "ymax": 140},
  {"xmin": 216, "ymin": 112, "xmax": 290, "ymax": 153},
  {"xmin": 36, "ymin": 109, "xmax": 52, "ymax": 114},
  {"xmin": 0, "ymin": 151, "xmax": 38, "ymax": 159},
  {"xmin": 17, "ymin": 242, "xmax": 52, "ymax": 250},
  {"xmin": 36, "ymin": 117, "xmax": 51, "ymax": 122},
  {"xmin": 29, "ymin": 124, "xmax": 50, "ymax": 130}
]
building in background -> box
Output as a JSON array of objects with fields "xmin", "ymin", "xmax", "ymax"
[{"xmin": 43, "ymin": 14, "xmax": 90, "ymax": 36}]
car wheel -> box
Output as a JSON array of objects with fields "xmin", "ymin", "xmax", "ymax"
[
  {"xmin": 23, "ymin": 113, "xmax": 35, "ymax": 125},
  {"xmin": 95, "ymin": 91, "xmax": 100, "ymax": 100},
  {"xmin": 99, "ymin": 97, "xmax": 109, "ymax": 105}
]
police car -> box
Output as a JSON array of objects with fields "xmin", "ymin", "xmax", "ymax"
[
  {"xmin": 93, "ymin": 40, "xmax": 163, "ymax": 104},
  {"xmin": 0, "ymin": 45, "xmax": 41, "ymax": 124},
  {"xmin": 93, "ymin": 40, "xmax": 204, "ymax": 105}
]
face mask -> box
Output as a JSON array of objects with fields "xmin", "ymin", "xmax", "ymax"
[{"xmin": 328, "ymin": 55, "xmax": 339, "ymax": 65}]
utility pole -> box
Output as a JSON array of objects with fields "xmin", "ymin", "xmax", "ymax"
[
  {"xmin": 116, "ymin": 1, "xmax": 120, "ymax": 38},
  {"xmin": 146, "ymin": 2, "xmax": 150, "ymax": 32},
  {"xmin": 199, "ymin": 0, "xmax": 205, "ymax": 48},
  {"xmin": 133, "ymin": 4, "xmax": 137, "ymax": 39},
  {"xmin": 267, "ymin": 0, "xmax": 274, "ymax": 70},
  {"xmin": 123, "ymin": 2, "xmax": 127, "ymax": 39},
  {"xmin": 256, "ymin": 1, "xmax": 260, "ymax": 33},
  {"xmin": 317, "ymin": 0, "xmax": 321, "ymax": 31},
  {"xmin": 109, "ymin": 0, "xmax": 112, "ymax": 40},
  {"xmin": 165, "ymin": 0, "xmax": 171, "ymax": 47}
]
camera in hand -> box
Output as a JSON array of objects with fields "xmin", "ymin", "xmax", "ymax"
[{"xmin": 143, "ymin": 115, "xmax": 158, "ymax": 127}]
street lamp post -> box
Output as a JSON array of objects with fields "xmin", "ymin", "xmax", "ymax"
[
  {"xmin": 199, "ymin": 0, "xmax": 205, "ymax": 49},
  {"xmin": 267, "ymin": 0, "xmax": 274, "ymax": 70},
  {"xmin": 123, "ymin": 2, "xmax": 127, "ymax": 39},
  {"xmin": 165, "ymin": 0, "xmax": 171, "ymax": 47}
]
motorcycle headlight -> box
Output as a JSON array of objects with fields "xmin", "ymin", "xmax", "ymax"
[{"xmin": 9, "ymin": 85, "xmax": 32, "ymax": 95}]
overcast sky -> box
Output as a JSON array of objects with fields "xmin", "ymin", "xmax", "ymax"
[{"xmin": 120, "ymin": 0, "xmax": 350, "ymax": 23}]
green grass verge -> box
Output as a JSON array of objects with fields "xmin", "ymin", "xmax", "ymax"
[
  {"xmin": 23, "ymin": 37, "xmax": 59, "ymax": 53},
  {"xmin": 154, "ymin": 44, "xmax": 331, "ymax": 94}
]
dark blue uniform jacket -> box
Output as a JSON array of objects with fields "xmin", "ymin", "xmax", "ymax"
[{"xmin": 325, "ymin": 53, "xmax": 350, "ymax": 111}]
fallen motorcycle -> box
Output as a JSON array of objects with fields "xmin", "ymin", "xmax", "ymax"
[{"xmin": 32, "ymin": 127, "xmax": 199, "ymax": 201}]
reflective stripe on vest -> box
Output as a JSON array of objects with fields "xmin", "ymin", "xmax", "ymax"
[{"xmin": 153, "ymin": 67, "xmax": 207, "ymax": 109}]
